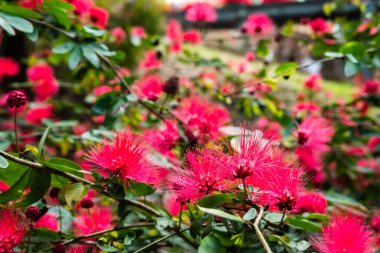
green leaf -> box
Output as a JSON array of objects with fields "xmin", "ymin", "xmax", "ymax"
[
  {"xmin": 344, "ymin": 60, "xmax": 361, "ymax": 77},
  {"xmin": 256, "ymin": 40, "xmax": 269, "ymax": 58},
  {"xmin": 83, "ymin": 26, "xmax": 106, "ymax": 37},
  {"xmin": 324, "ymin": 51, "xmax": 344, "ymax": 58},
  {"xmin": 92, "ymin": 91, "xmax": 122, "ymax": 116},
  {"xmin": 125, "ymin": 181, "xmax": 155, "ymax": 196},
  {"xmin": 97, "ymin": 245, "xmax": 119, "ymax": 252},
  {"xmin": 0, "ymin": 5, "xmax": 42, "ymax": 19},
  {"xmin": 61, "ymin": 182, "xmax": 88, "ymax": 207},
  {"xmin": 274, "ymin": 62, "xmax": 298, "ymax": 77},
  {"xmin": 123, "ymin": 232, "xmax": 136, "ymax": 246},
  {"xmin": 243, "ymin": 208, "xmax": 257, "ymax": 221},
  {"xmin": 0, "ymin": 15, "xmax": 15, "ymax": 35},
  {"xmin": 19, "ymin": 169, "xmax": 51, "ymax": 207},
  {"xmin": 40, "ymin": 158, "xmax": 86, "ymax": 178},
  {"xmin": 68, "ymin": 45, "xmax": 82, "ymax": 70},
  {"xmin": 92, "ymin": 43, "xmax": 116, "ymax": 57},
  {"xmin": 285, "ymin": 217, "xmax": 322, "ymax": 232},
  {"xmin": 190, "ymin": 215, "xmax": 211, "ymax": 238},
  {"xmin": 198, "ymin": 193, "xmax": 239, "ymax": 208},
  {"xmin": 42, "ymin": 0, "xmax": 74, "ymax": 30},
  {"xmin": 52, "ymin": 41, "xmax": 75, "ymax": 54},
  {"xmin": 265, "ymin": 212, "xmax": 285, "ymax": 223},
  {"xmin": 0, "ymin": 155, "xmax": 29, "ymax": 185},
  {"xmin": 81, "ymin": 44, "xmax": 100, "ymax": 68},
  {"xmin": 0, "ymin": 169, "xmax": 31, "ymax": 203},
  {"xmin": 198, "ymin": 206, "xmax": 244, "ymax": 223},
  {"xmin": 325, "ymin": 191, "xmax": 367, "ymax": 212},
  {"xmin": 340, "ymin": 41, "xmax": 367, "ymax": 60},
  {"xmin": 0, "ymin": 155, "xmax": 9, "ymax": 169},
  {"xmin": 26, "ymin": 27, "xmax": 38, "ymax": 42},
  {"xmin": 296, "ymin": 240, "xmax": 311, "ymax": 251},
  {"xmin": 199, "ymin": 234, "xmax": 225, "ymax": 253},
  {"xmin": 0, "ymin": 12, "xmax": 33, "ymax": 33}
]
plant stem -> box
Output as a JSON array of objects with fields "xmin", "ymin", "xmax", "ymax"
[
  {"xmin": 178, "ymin": 204, "xmax": 183, "ymax": 229},
  {"xmin": 253, "ymin": 205, "xmax": 273, "ymax": 253},
  {"xmin": 133, "ymin": 228, "xmax": 190, "ymax": 253},
  {"xmin": 14, "ymin": 109, "xmax": 20, "ymax": 154},
  {"xmin": 280, "ymin": 209, "xmax": 286, "ymax": 226}
]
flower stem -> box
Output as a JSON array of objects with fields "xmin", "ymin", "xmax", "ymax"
[
  {"xmin": 280, "ymin": 209, "xmax": 286, "ymax": 226},
  {"xmin": 178, "ymin": 204, "xmax": 183, "ymax": 229},
  {"xmin": 14, "ymin": 109, "xmax": 20, "ymax": 154}
]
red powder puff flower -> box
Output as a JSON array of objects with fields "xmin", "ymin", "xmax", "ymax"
[
  {"xmin": 311, "ymin": 214, "xmax": 374, "ymax": 253},
  {"xmin": 256, "ymin": 117, "xmax": 281, "ymax": 140},
  {"xmin": 183, "ymin": 30, "xmax": 202, "ymax": 44},
  {"xmin": 166, "ymin": 19, "xmax": 183, "ymax": 53},
  {"xmin": 249, "ymin": 165, "xmax": 305, "ymax": 212},
  {"xmin": 0, "ymin": 207, "xmax": 30, "ymax": 253},
  {"xmin": 185, "ymin": 2, "xmax": 217, "ymax": 23},
  {"xmin": 295, "ymin": 116, "xmax": 333, "ymax": 183},
  {"xmin": 362, "ymin": 79, "xmax": 379, "ymax": 95},
  {"xmin": 0, "ymin": 181, "xmax": 9, "ymax": 192},
  {"xmin": 139, "ymin": 50, "xmax": 161, "ymax": 70},
  {"xmin": 131, "ymin": 26, "xmax": 146, "ymax": 38},
  {"xmin": 89, "ymin": 6, "xmax": 109, "ymax": 29},
  {"xmin": 245, "ymin": 52, "xmax": 256, "ymax": 62},
  {"xmin": 144, "ymin": 120, "xmax": 179, "ymax": 156},
  {"xmin": 111, "ymin": 27, "xmax": 126, "ymax": 45},
  {"xmin": 72, "ymin": 206, "xmax": 113, "ymax": 235},
  {"xmin": 27, "ymin": 64, "xmax": 58, "ymax": 102},
  {"xmin": 370, "ymin": 212, "xmax": 380, "ymax": 232},
  {"xmin": 369, "ymin": 137, "xmax": 380, "ymax": 152},
  {"xmin": 309, "ymin": 18, "xmax": 331, "ymax": 35},
  {"xmin": 25, "ymin": 104, "xmax": 54, "ymax": 125},
  {"xmin": 230, "ymin": 129, "xmax": 278, "ymax": 181},
  {"xmin": 168, "ymin": 148, "xmax": 232, "ymax": 203},
  {"xmin": 304, "ymin": 74, "xmax": 322, "ymax": 92},
  {"xmin": 68, "ymin": 0, "xmax": 93, "ymax": 16},
  {"xmin": 133, "ymin": 75, "xmax": 163, "ymax": 101},
  {"xmin": 34, "ymin": 213, "xmax": 58, "ymax": 231},
  {"xmin": 172, "ymin": 96, "xmax": 230, "ymax": 144},
  {"xmin": 0, "ymin": 57, "xmax": 19, "ymax": 79},
  {"xmin": 294, "ymin": 191, "xmax": 327, "ymax": 214},
  {"xmin": 19, "ymin": 0, "xmax": 43, "ymax": 9},
  {"xmin": 86, "ymin": 130, "xmax": 157, "ymax": 184},
  {"xmin": 242, "ymin": 13, "xmax": 274, "ymax": 36}
]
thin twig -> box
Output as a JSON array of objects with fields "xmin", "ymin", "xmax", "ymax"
[
  {"xmin": 29, "ymin": 18, "xmax": 76, "ymax": 39},
  {"xmin": 253, "ymin": 206, "xmax": 273, "ymax": 253},
  {"xmin": 133, "ymin": 228, "xmax": 190, "ymax": 253}
]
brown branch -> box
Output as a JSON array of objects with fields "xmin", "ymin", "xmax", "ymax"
[{"xmin": 252, "ymin": 205, "xmax": 273, "ymax": 253}]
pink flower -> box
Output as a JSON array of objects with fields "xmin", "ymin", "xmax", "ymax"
[
  {"xmin": 242, "ymin": 13, "xmax": 274, "ymax": 35},
  {"xmin": 133, "ymin": 75, "xmax": 163, "ymax": 101},
  {"xmin": 294, "ymin": 101, "xmax": 320, "ymax": 114},
  {"xmin": 369, "ymin": 137, "xmax": 380, "ymax": 152},
  {"xmin": 139, "ymin": 50, "xmax": 161, "ymax": 70},
  {"xmin": 0, "ymin": 181, "xmax": 9, "ymax": 192},
  {"xmin": 25, "ymin": 104, "xmax": 54, "ymax": 125},
  {"xmin": 185, "ymin": 2, "xmax": 217, "ymax": 23},
  {"xmin": 249, "ymin": 164, "xmax": 305, "ymax": 212},
  {"xmin": 304, "ymin": 74, "xmax": 322, "ymax": 92},
  {"xmin": 166, "ymin": 19, "xmax": 183, "ymax": 53},
  {"xmin": 89, "ymin": 6, "xmax": 109, "ymax": 29},
  {"xmin": 311, "ymin": 214, "xmax": 374, "ymax": 253},
  {"xmin": 294, "ymin": 191, "xmax": 327, "ymax": 214},
  {"xmin": 223, "ymin": 0, "xmax": 252, "ymax": 4},
  {"xmin": 111, "ymin": 27, "xmax": 126, "ymax": 45},
  {"xmin": 72, "ymin": 206, "xmax": 113, "ymax": 235},
  {"xmin": 93, "ymin": 85, "xmax": 120, "ymax": 96},
  {"xmin": 19, "ymin": 0, "xmax": 42, "ymax": 9},
  {"xmin": 27, "ymin": 64, "xmax": 58, "ymax": 101},
  {"xmin": 144, "ymin": 121, "xmax": 179, "ymax": 156},
  {"xmin": 0, "ymin": 207, "xmax": 30, "ymax": 253},
  {"xmin": 309, "ymin": 18, "xmax": 331, "ymax": 35},
  {"xmin": 183, "ymin": 30, "xmax": 202, "ymax": 44},
  {"xmin": 245, "ymin": 52, "xmax": 256, "ymax": 62},
  {"xmin": 172, "ymin": 96, "xmax": 230, "ymax": 144},
  {"xmin": 0, "ymin": 57, "xmax": 19, "ymax": 79},
  {"xmin": 34, "ymin": 213, "xmax": 58, "ymax": 231},
  {"xmin": 362, "ymin": 79, "xmax": 379, "ymax": 95},
  {"xmin": 86, "ymin": 130, "xmax": 157, "ymax": 184},
  {"xmin": 256, "ymin": 117, "xmax": 281, "ymax": 140},
  {"xmin": 68, "ymin": 0, "xmax": 93, "ymax": 16},
  {"xmin": 168, "ymin": 148, "xmax": 231, "ymax": 203},
  {"xmin": 230, "ymin": 129, "xmax": 278, "ymax": 181},
  {"xmin": 295, "ymin": 116, "xmax": 333, "ymax": 183},
  {"xmin": 131, "ymin": 26, "xmax": 146, "ymax": 38}
]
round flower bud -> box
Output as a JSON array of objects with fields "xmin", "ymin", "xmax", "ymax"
[
  {"xmin": 25, "ymin": 206, "xmax": 41, "ymax": 222},
  {"xmin": 80, "ymin": 197, "xmax": 94, "ymax": 209},
  {"xmin": 163, "ymin": 76, "xmax": 179, "ymax": 95},
  {"xmin": 7, "ymin": 90, "xmax": 27, "ymax": 109},
  {"xmin": 52, "ymin": 243, "xmax": 66, "ymax": 253}
]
